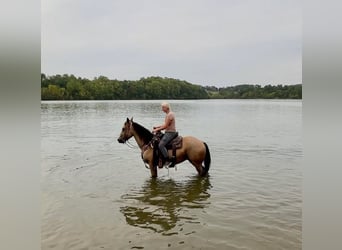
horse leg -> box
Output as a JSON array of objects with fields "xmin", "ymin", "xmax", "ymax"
[
  {"xmin": 189, "ymin": 159, "xmax": 205, "ymax": 176},
  {"xmin": 149, "ymin": 163, "xmax": 157, "ymax": 178},
  {"xmin": 143, "ymin": 149, "xmax": 158, "ymax": 178},
  {"xmin": 185, "ymin": 140, "xmax": 210, "ymax": 177}
]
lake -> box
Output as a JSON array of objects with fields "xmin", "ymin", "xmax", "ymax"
[{"xmin": 41, "ymin": 99, "xmax": 302, "ymax": 250}]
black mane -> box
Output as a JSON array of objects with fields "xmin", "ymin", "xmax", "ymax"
[{"xmin": 132, "ymin": 122, "xmax": 153, "ymax": 144}]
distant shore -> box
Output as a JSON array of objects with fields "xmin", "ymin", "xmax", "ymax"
[{"xmin": 41, "ymin": 74, "xmax": 302, "ymax": 100}]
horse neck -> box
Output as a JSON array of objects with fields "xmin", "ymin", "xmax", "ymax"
[
  {"xmin": 130, "ymin": 122, "xmax": 153, "ymax": 149},
  {"xmin": 131, "ymin": 129, "xmax": 149, "ymax": 149}
]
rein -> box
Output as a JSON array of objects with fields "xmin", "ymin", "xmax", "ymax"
[{"xmin": 125, "ymin": 139, "xmax": 139, "ymax": 149}]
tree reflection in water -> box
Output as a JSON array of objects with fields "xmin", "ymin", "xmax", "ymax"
[{"xmin": 120, "ymin": 176, "xmax": 212, "ymax": 235}]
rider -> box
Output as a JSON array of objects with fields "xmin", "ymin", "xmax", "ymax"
[{"xmin": 152, "ymin": 102, "xmax": 177, "ymax": 165}]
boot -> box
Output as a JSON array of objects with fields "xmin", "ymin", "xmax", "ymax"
[{"xmin": 165, "ymin": 156, "xmax": 176, "ymax": 168}]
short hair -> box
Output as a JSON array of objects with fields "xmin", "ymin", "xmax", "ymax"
[{"xmin": 161, "ymin": 102, "xmax": 171, "ymax": 110}]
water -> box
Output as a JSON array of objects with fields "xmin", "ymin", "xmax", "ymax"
[{"xmin": 41, "ymin": 100, "xmax": 302, "ymax": 250}]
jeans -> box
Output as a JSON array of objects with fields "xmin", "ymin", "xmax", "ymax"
[{"xmin": 159, "ymin": 132, "xmax": 178, "ymax": 159}]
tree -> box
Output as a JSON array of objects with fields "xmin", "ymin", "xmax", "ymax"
[
  {"xmin": 41, "ymin": 85, "xmax": 65, "ymax": 100},
  {"xmin": 66, "ymin": 79, "xmax": 82, "ymax": 100}
]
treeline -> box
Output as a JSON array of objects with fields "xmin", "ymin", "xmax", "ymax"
[
  {"xmin": 41, "ymin": 74, "xmax": 208, "ymax": 100},
  {"xmin": 41, "ymin": 74, "xmax": 302, "ymax": 100},
  {"xmin": 206, "ymin": 84, "xmax": 302, "ymax": 99}
]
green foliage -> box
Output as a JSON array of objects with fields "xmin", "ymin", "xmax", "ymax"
[
  {"xmin": 41, "ymin": 74, "xmax": 302, "ymax": 100},
  {"xmin": 41, "ymin": 84, "xmax": 66, "ymax": 100},
  {"xmin": 41, "ymin": 74, "xmax": 209, "ymax": 100},
  {"xmin": 204, "ymin": 84, "xmax": 302, "ymax": 99}
]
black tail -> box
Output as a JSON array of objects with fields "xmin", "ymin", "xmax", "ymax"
[{"xmin": 202, "ymin": 142, "xmax": 211, "ymax": 176}]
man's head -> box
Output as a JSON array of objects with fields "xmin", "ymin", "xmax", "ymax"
[{"xmin": 161, "ymin": 102, "xmax": 171, "ymax": 113}]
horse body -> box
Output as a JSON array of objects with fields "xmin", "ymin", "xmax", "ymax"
[{"xmin": 118, "ymin": 118, "xmax": 211, "ymax": 178}]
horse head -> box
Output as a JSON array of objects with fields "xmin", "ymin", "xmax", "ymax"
[{"xmin": 117, "ymin": 117, "xmax": 134, "ymax": 143}]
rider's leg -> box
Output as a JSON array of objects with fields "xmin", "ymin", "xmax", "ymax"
[{"xmin": 158, "ymin": 132, "xmax": 176, "ymax": 161}]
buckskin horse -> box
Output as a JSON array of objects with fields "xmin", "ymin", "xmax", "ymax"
[{"xmin": 117, "ymin": 118, "xmax": 211, "ymax": 178}]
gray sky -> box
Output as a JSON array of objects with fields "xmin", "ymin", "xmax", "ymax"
[{"xmin": 42, "ymin": 0, "xmax": 301, "ymax": 87}]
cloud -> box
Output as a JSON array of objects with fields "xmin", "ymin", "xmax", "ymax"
[{"xmin": 42, "ymin": 0, "xmax": 301, "ymax": 86}]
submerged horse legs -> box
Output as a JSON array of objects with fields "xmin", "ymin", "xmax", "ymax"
[
  {"xmin": 188, "ymin": 159, "xmax": 205, "ymax": 176},
  {"xmin": 149, "ymin": 163, "xmax": 157, "ymax": 178}
]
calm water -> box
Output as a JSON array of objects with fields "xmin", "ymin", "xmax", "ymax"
[{"xmin": 41, "ymin": 100, "xmax": 302, "ymax": 250}]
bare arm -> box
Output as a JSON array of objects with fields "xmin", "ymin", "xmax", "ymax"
[{"xmin": 153, "ymin": 115, "xmax": 173, "ymax": 133}]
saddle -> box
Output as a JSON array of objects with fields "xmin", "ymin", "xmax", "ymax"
[{"xmin": 152, "ymin": 132, "xmax": 183, "ymax": 168}]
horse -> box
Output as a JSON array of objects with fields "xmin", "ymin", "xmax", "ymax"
[{"xmin": 117, "ymin": 117, "xmax": 211, "ymax": 178}]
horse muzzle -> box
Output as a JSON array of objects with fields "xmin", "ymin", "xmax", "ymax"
[{"xmin": 117, "ymin": 138, "xmax": 125, "ymax": 143}]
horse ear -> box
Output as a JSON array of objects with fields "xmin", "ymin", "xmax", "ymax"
[
  {"xmin": 130, "ymin": 117, "xmax": 133, "ymax": 122},
  {"xmin": 126, "ymin": 117, "xmax": 129, "ymax": 122}
]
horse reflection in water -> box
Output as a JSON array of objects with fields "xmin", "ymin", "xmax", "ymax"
[{"xmin": 120, "ymin": 176, "xmax": 212, "ymax": 234}]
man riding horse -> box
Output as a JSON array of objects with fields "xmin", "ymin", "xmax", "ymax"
[
  {"xmin": 152, "ymin": 102, "xmax": 177, "ymax": 167},
  {"xmin": 117, "ymin": 103, "xmax": 211, "ymax": 178}
]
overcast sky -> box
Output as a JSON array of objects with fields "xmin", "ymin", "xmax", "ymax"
[{"xmin": 42, "ymin": 0, "xmax": 301, "ymax": 87}]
